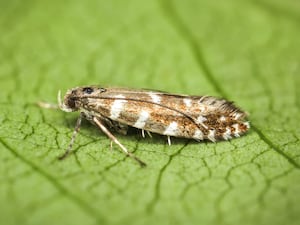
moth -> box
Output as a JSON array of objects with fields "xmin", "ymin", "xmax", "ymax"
[{"xmin": 40, "ymin": 86, "xmax": 250, "ymax": 166}]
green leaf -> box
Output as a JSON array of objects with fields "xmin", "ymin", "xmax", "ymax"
[{"xmin": 1, "ymin": 0, "xmax": 300, "ymax": 225}]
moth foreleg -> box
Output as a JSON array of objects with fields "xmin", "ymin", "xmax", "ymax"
[
  {"xmin": 58, "ymin": 112, "xmax": 83, "ymax": 160},
  {"xmin": 92, "ymin": 117, "xmax": 146, "ymax": 167}
]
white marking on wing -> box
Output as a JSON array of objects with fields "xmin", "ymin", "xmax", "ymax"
[
  {"xmin": 223, "ymin": 127, "xmax": 232, "ymax": 140},
  {"xmin": 220, "ymin": 116, "xmax": 226, "ymax": 121},
  {"xmin": 110, "ymin": 95, "xmax": 126, "ymax": 120},
  {"xmin": 199, "ymin": 104, "xmax": 205, "ymax": 112},
  {"xmin": 163, "ymin": 122, "xmax": 178, "ymax": 136},
  {"xmin": 233, "ymin": 113, "xmax": 242, "ymax": 120},
  {"xmin": 193, "ymin": 129, "xmax": 204, "ymax": 140},
  {"xmin": 134, "ymin": 110, "xmax": 150, "ymax": 129},
  {"xmin": 232, "ymin": 124, "xmax": 240, "ymax": 137},
  {"xmin": 183, "ymin": 98, "xmax": 192, "ymax": 107},
  {"xmin": 196, "ymin": 115, "xmax": 208, "ymax": 129},
  {"xmin": 244, "ymin": 121, "xmax": 250, "ymax": 129},
  {"xmin": 207, "ymin": 129, "xmax": 216, "ymax": 142},
  {"xmin": 149, "ymin": 93, "xmax": 161, "ymax": 104}
]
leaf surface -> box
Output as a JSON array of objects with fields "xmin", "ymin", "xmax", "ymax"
[{"xmin": 0, "ymin": 0, "xmax": 300, "ymax": 225}]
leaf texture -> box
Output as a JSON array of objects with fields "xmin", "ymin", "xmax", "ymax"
[{"xmin": 0, "ymin": 0, "xmax": 300, "ymax": 225}]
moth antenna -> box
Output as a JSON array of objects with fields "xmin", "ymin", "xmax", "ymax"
[
  {"xmin": 36, "ymin": 101, "xmax": 58, "ymax": 109},
  {"xmin": 142, "ymin": 129, "xmax": 145, "ymax": 138},
  {"xmin": 93, "ymin": 117, "xmax": 146, "ymax": 167}
]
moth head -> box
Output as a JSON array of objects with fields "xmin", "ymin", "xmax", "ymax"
[{"xmin": 58, "ymin": 86, "xmax": 106, "ymax": 112}]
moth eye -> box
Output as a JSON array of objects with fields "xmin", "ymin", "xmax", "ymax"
[{"xmin": 83, "ymin": 87, "xmax": 94, "ymax": 94}]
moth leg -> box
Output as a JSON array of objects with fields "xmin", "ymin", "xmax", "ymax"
[
  {"xmin": 58, "ymin": 112, "xmax": 83, "ymax": 160},
  {"xmin": 111, "ymin": 121, "xmax": 128, "ymax": 135},
  {"xmin": 93, "ymin": 117, "xmax": 146, "ymax": 167},
  {"xmin": 167, "ymin": 136, "xmax": 172, "ymax": 146},
  {"xmin": 142, "ymin": 130, "xmax": 152, "ymax": 138},
  {"xmin": 146, "ymin": 131, "xmax": 152, "ymax": 138}
]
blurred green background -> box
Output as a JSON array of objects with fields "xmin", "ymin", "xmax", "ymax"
[{"xmin": 0, "ymin": 0, "xmax": 300, "ymax": 225}]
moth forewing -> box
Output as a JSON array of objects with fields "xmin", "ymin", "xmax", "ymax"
[
  {"xmin": 82, "ymin": 88, "xmax": 249, "ymax": 141},
  {"xmin": 44, "ymin": 85, "xmax": 250, "ymax": 166}
]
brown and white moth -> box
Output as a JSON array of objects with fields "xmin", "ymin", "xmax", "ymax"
[{"xmin": 43, "ymin": 86, "xmax": 250, "ymax": 166}]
